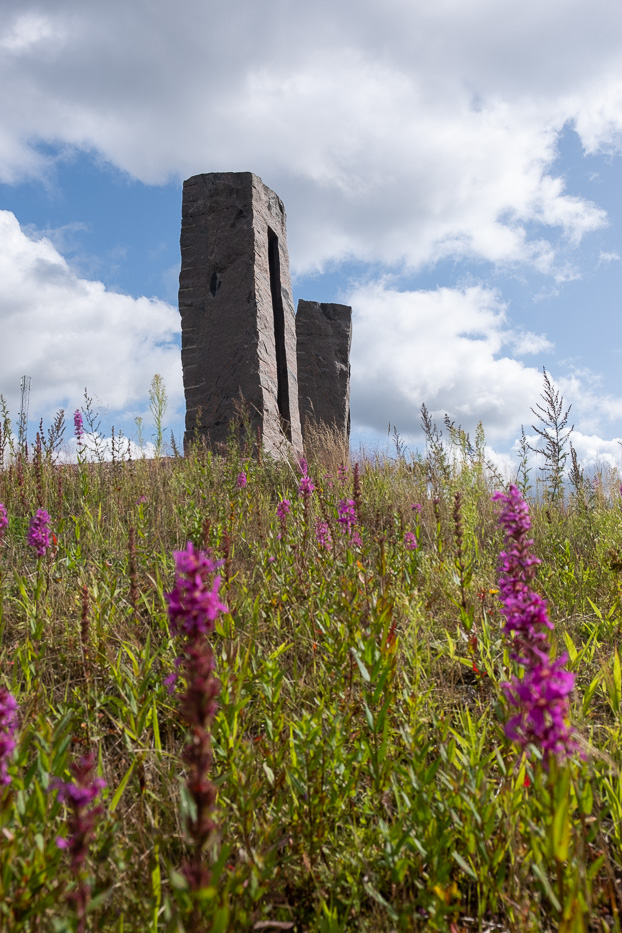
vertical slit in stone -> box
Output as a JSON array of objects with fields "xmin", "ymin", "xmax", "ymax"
[{"xmin": 268, "ymin": 227, "xmax": 291, "ymax": 441}]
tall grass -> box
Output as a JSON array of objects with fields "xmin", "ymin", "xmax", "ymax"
[{"xmin": 0, "ymin": 416, "xmax": 621, "ymax": 931}]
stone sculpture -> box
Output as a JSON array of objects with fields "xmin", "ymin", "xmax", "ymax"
[
  {"xmin": 296, "ymin": 301, "xmax": 352, "ymax": 443},
  {"xmin": 178, "ymin": 171, "xmax": 351, "ymax": 457}
]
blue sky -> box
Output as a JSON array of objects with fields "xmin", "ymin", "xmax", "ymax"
[{"xmin": 1, "ymin": 0, "xmax": 622, "ymax": 470}]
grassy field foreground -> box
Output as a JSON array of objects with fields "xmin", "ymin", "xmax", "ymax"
[{"xmin": 0, "ymin": 420, "xmax": 621, "ymax": 932}]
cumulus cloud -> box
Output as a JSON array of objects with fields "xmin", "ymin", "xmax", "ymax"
[
  {"xmin": 1, "ymin": 0, "xmax": 622, "ymax": 456},
  {"xmin": 0, "ymin": 210, "xmax": 182, "ymax": 423},
  {"xmin": 347, "ymin": 281, "xmax": 547, "ymax": 440},
  {"xmin": 0, "ymin": 0, "xmax": 619, "ymax": 276},
  {"xmin": 57, "ymin": 434, "xmax": 158, "ymax": 463}
]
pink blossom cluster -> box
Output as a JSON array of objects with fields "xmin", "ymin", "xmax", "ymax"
[
  {"xmin": 315, "ymin": 519, "xmax": 332, "ymax": 551},
  {"xmin": 277, "ymin": 498, "xmax": 291, "ymax": 540},
  {"xmin": 0, "ymin": 687, "xmax": 17, "ymax": 786},
  {"xmin": 27, "ymin": 509, "xmax": 52, "ymax": 557},
  {"xmin": 404, "ymin": 531, "xmax": 418, "ymax": 551},
  {"xmin": 52, "ymin": 753, "xmax": 106, "ymax": 931},
  {"xmin": 73, "ymin": 409, "xmax": 84, "ymax": 439},
  {"xmin": 276, "ymin": 499, "xmax": 291, "ymax": 519},
  {"xmin": 337, "ymin": 498, "xmax": 361, "ymax": 546},
  {"xmin": 493, "ymin": 485, "xmax": 577, "ymax": 762},
  {"xmin": 166, "ymin": 543, "xmax": 227, "ymax": 640},
  {"xmin": 165, "ymin": 542, "xmax": 225, "ymax": 892},
  {"xmin": 298, "ymin": 457, "xmax": 315, "ymax": 498}
]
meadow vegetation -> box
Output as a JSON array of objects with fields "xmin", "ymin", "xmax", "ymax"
[{"xmin": 0, "ymin": 400, "xmax": 621, "ymax": 932}]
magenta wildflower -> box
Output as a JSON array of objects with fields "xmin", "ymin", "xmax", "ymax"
[
  {"xmin": 493, "ymin": 485, "xmax": 577, "ymax": 762},
  {"xmin": 336, "ymin": 499, "xmax": 361, "ymax": 546},
  {"xmin": 337, "ymin": 498, "xmax": 357, "ymax": 533},
  {"xmin": 411, "ymin": 503, "xmax": 422, "ymax": 513},
  {"xmin": 404, "ymin": 531, "xmax": 418, "ymax": 550},
  {"xmin": 298, "ymin": 458, "xmax": 315, "ymax": 498},
  {"xmin": 52, "ymin": 752, "xmax": 106, "ymax": 932},
  {"xmin": 0, "ymin": 688, "xmax": 18, "ymax": 786},
  {"xmin": 298, "ymin": 474, "xmax": 315, "ymax": 498},
  {"xmin": 276, "ymin": 499, "xmax": 291, "ymax": 519},
  {"xmin": 165, "ymin": 543, "xmax": 225, "ymax": 894},
  {"xmin": 166, "ymin": 543, "xmax": 227, "ymax": 641},
  {"xmin": 236, "ymin": 471, "xmax": 247, "ymax": 489},
  {"xmin": 277, "ymin": 498, "xmax": 291, "ymax": 540},
  {"xmin": 0, "ymin": 503, "xmax": 7, "ymax": 542},
  {"xmin": 337, "ymin": 499, "xmax": 361, "ymax": 544},
  {"xmin": 315, "ymin": 519, "xmax": 332, "ymax": 551},
  {"xmin": 27, "ymin": 508, "xmax": 52, "ymax": 557},
  {"xmin": 73, "ymin": 409, "xmax": 84, "ymax": 439}
]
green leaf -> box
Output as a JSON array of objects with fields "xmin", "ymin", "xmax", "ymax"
[
  {"xmin": 532, "ymin": 860, "xmax": 562, "ymax": 913},
  {"xmin": 453, "ymin": 850, "xmax": 477, "ymax": 880},
  {"xmin": 552, "ymin": 792, "xmax": 570, "ymax": 862},
  {"xmin": 152, "ymin": 698, "xmax": 162, "ymax": 756},
  {"xmin": 109, "ymin": 760, "xmax": 136, "ymax": 813},
  {"xmin": 351, "ymin": 649, "xmax": 370, "ymax": 683}
]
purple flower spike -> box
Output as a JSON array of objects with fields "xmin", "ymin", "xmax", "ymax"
[
  {"xmin": 52, "ymin": 752, "xmax": 105, "ymax": 932},
  {"xmin": 166, "ymin": 543, "xmax": 227, "ymax": 640},
  {"xmin": 27, "ymin": 509, "xmax": 52, "ymax": 557},
  {"xmin": 236, "ymin": 471, "xmax": 247, "ymax": 489},
  {"xmin": 493, "ymin": 485, "xmax": 578, "ymax": 763},
  {"xmin": 337, "ymin": 499, "xmax": 356, "ymax": 533},
  {"xmin": 404, "ymin": 531, "xmax": 418, "ymax": 550},
  {"xmin": 315, "ymin": 519, "xmax": 332, "ymax": 551},
  {"xmin": 298, "ymin": 474, "xmax": 315, "ymax": 498},
  {"xmin": 0, "ymin": 503, "xmax": 8, "ymax": 542},
  {"xmin": 165, "ymin": 542, "xmax": 225, "ymax": 893},
  {"xmin": 276, "ymin": 499, "xmax": 291, "ymax": 519},
  {"xmin": 73, "ymin": 409, "xmax": 84, "ymax": 439},
  {"xmin": 335, "ymin": 499, "xmax": 361, "ymax": 547},
  {"xmin": 0, "ymin": 688, "xmax": 18, "ymax": 786},
  {"xmin": 277, "ymin": 499, "xmax": 291, "ymax": 540}
]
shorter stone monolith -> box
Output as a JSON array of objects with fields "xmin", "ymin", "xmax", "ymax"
[{"xmin": 296, "ymin": 301, "xmax": 352, "ymax": 444}]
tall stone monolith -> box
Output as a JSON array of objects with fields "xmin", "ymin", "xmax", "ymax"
[
  {"xmin": 179, "ymin": 172, "xmax": 303, "ymax": 458},
  {"xmin": 296, "ymin": 300, "xmax": 352, "ymax": 444}
]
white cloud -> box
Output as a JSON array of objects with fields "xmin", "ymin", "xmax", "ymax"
[
  {"xmin": 0, "ymin": 210, "xmax": 182, "ymax": 424},
  {"xmin": 0, "ymin": 12, "xmax": 61, "ymax": 53},
  {"xmin": 57, "ymin": 434, "xmax": 159, "ymax": 463},
  {"xmin": 1, "ymin": 0, "xmax": 622, "ymax": 454},
  {"xmin": 568, "ymin": 432, "xmax": 622, "ymax": 471},
  {"xmin": 0, "ymin": 0, "xmax": 619, "ymax": 276},
  {"xmin": 347, "ymin": 281, "xmax": 546, "ymax": 440},
  {"xmin": 598, "ymin": 250, "xmax": 620, "ymax": 265},
  {"xmin": 509, "ymin": 331, "xmax": 553, "ymax": 356}
]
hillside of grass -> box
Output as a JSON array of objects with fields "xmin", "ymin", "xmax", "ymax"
[{"xmin": 0, "ymin": 417, "xmax": 621, "ymax": 932}]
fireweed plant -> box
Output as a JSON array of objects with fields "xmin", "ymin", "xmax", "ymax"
[
  {"xmin": 0, "ymin": 390, "xmax": 622, "ymax": 930},
  {"xmin": 165, "ymin": 542, "xmax": 227, "ymax": 917},
  {"xmin": 492, "ymin": 485, "xmax": 577, "ymax": 762},
  {"xmin": 27, "ymin": 508, "xmax": 52, "ymax": 558},
  {"xmin": 276, "ymin": 498, "xmax": 290, "ymax": 540},
  {"xmin": 0, "ymin": 502, "xmax": 7, "ymax": 542},
  {"xmin": 52, "ymin": 752, "xmax": 106, "ymax": 933},
  {"xmin": 0, "ymin": 686, "xmax": 17, "ymax": 788}
]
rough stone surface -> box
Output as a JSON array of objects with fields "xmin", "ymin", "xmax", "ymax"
[
  {"xmin": 296, "ymin": 301, "xmax": 352, "ymax": 443},
  {"xmin": 179, "ymin": 172, "xmax": 303, "ymax": 458}
]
